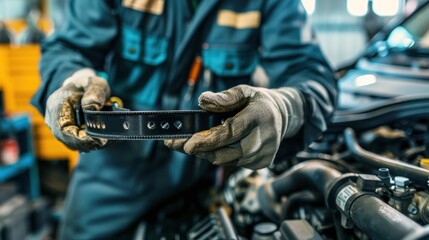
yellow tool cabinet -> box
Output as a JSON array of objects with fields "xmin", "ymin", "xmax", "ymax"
[{"xmin": 0, "ymin": 45, "xmax": 78, "ymax": 170}]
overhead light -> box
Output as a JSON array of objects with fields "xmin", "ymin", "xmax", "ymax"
[
  {"xmin": 301, "ymin": 0, "xmax": 316, "ymax": 15},
  {"xmin": 373, "ymin": 0, "xmax": 400, "ymax": 16},
  {"xmin": 387, "ymin": 26, "xmax": 415, "ymax": 48},
  {"xmin": 355, "ymin": 74, "xmax": 377, "ymax": 87},
  {"xmin": 347, "ymin": 0, "xmax": 369, "ymax": 16}
]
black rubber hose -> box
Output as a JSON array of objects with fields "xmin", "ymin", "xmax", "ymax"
[
  {"xmin": 350, "ymin": 195, "xmax": 423, "ymax": 240},
  {"xmin": 270, "ymin": 161, "xmax": 342, "ymax": 201},
  {"xmin": 257, "ymin": 160, "xmax": 425, "ymax": 239},
  {"xmin": 281, "ymin": 191, "xmax": 319, "ymax": 219},
  {"xmin": 296, "ymin": 152, "xmax": 359, "ymax": 173},
  {"xmin": 344, "ymin": 128, "xmax": 429, "ymax": 188},
  {"xmin": 257, "ymin": 161, "xmax": 342, "ymax": 222},
  {"xmin": 403, "ymin": 225, "xmax": 429, "ymax": 240}
]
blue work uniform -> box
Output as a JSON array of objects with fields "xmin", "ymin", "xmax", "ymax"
[{"xmin": 32, "ymin": 0, "xmax": 337, "ymax": 239}]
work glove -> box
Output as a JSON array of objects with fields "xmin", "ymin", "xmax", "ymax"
[
  {"xmin": 45, "ymin": 69, "xmax": 110, "ymax": 152},
  {"xmin": 165, "ymin": 85, "xmax": 304, "ymax": 170}
]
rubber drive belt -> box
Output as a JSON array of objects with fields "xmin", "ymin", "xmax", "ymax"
[{"xmin": 78, "ymin": 106, "xmax": 236, "ymax": 140}]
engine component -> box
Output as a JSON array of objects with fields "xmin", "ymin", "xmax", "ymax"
[
  {"xmin": 327, "ymin": 173, "xmax": 425, "ymax": 240},
  {"xmin": 329, "ymin": 94, "xmax": 429, "ymax": 132},
  {"xmin": 348, "ymin": 195, "xmax": 421, "ymax": 240},
  {"xmin": 377, "ymin": 168, "xmax": 394, "ymax": 187},
  {"xmin": 252, "ymin": 222, "xmax": 278, "ymax": 240},
  {"xmin": 258, "ymin": 161, "xmax": 342, "ymax": 205},
  {"xmin": 187, "ymin": 207, "xmax": 240, "ymax": 240},
  {"xmin": 277, "ymin": 220, "xmax": 323, "ymax": 240},
  {"xmin": 344, "ymin": 128, "xmax": 429, "ymax": 188},
  {"xmin": 224, "ymin": 169, "xmax": 273, "ymax": 228},
  {"xmin": 257, "ymin": 161, "xmax": 429, "ymax": 240},
  {"xmin": 415, "ymin": 191, "xmax": 429, "ymax": 224},
  {"xmin": 389, "ymin": 176, "xmax": 416, "ymax": 214}
]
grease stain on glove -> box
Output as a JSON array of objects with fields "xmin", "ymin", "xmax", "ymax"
[{"xmin": 45, "ymin": 74, "xmax": 110, "ymax": 152}]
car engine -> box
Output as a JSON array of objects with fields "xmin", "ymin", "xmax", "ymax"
[{"xmin": 187, "ymin": 94, "xmax": 429, "ymax": 240}]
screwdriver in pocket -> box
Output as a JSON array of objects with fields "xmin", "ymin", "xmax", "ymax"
[{"xmin": 184, "ymin": 56, "xmax": 203, "ymax": 101}]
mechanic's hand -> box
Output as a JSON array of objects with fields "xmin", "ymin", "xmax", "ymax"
[
  {"xmin": 165, "ymin": 85, "xmax": 304, "ymax": 170},
  {"xmin": 45, "ymin": 70, "xmax": 110, "ymax": 152}
]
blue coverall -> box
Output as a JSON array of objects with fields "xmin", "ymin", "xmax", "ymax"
[{"xmin": 32, "ymin": 0, "xmax": 337, "ymax": 239}]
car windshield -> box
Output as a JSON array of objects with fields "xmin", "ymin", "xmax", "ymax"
[{"xmin": 387, "ymin": 3, "xmax": 429, "ymax": 49}]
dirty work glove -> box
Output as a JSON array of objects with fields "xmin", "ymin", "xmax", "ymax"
[
  {"xmin": 45, "ymin": 69, "xmax": 110, "ymax": 152},
  {"xmin": 165, "ymin": 85, "xmax": 304, "ymax": 170}
]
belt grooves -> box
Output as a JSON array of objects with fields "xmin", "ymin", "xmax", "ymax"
[{"xmin": 82, "ymin": 107, "xmax": 235, "ymax": 140}]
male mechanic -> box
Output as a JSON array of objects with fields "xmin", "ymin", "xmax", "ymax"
[{"xmin": 32, "ymin": 0, "xmax": 336, "ymax": 239}]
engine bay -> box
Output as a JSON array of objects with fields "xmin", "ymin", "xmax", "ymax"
[{"xmin": 186, "ymin": 94, "xmax": 429, "ymax": 240}]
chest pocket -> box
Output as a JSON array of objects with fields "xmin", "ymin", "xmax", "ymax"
[
  {"xmin": 121, "ymin": 26, "xmax": 168, "ymax": 65},
  {"xmin": 202, "ymin": 44, "xmax": 258, "ymax": 77}
]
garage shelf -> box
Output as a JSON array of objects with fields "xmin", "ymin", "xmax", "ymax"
[
  {"xmin": 0, "ymin": 114, "xmax": 39, "ymax": 199},
  {"xmin": 0, "ymin": 153, "xmax": 33, "ymax": 182}
]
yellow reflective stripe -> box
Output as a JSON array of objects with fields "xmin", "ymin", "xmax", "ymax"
[
  {"xmin": 122, "ymin": 0, "xmax": 164, "ymax": 15},
  {"xmin": 217, "ymin": 10, "xmax": 261, "ymax": 29}
]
